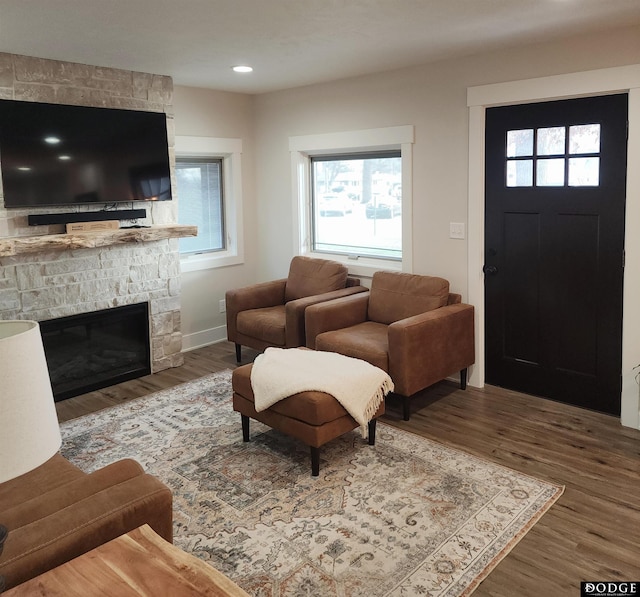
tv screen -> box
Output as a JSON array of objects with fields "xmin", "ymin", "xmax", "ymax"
[{"xmin": 0, "ymin": 100, "xmax": 172, "ymax": 208}]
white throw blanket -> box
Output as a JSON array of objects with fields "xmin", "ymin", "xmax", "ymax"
[{"xmin": 251, "ymin": 348, "xmax": 394, "ymax": 434}]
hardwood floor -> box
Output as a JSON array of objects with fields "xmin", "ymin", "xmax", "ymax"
[{"xmin": 55, "ymin": 341, "xmax": 640, "ymax": 596}]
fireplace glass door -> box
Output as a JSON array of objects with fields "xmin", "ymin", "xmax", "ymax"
[{"xmin": 40, "ymin": 303, "xmax": 151, "ymax": 401}]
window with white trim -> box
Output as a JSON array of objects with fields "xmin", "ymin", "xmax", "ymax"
[
  {"xmin": 290, "ymin": 125, "xmax": 414, "ymax": 273},
  {"xmin": 175, "ymin": 136, "xmax": 244, "ymax": 272}
]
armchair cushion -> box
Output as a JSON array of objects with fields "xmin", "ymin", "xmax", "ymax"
[
  {"xmin": 284, "ymin": 256, "xmax": 348, "ymax": 301},
  {"xmin": 237, "ymin": 305, "xmax": 286, "ymax": 347},
  {"xmin": 368, "ymin": 271, "xmax": 449, "ymax": 325},
  {"xmin": 315, "ymin": 321, "xmax": 389, "ymax": 372}
]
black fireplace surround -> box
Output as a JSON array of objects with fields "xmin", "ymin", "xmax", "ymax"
[{"xmin": 40, "ymin": 303, "xmax": 151, "ymax": 401}]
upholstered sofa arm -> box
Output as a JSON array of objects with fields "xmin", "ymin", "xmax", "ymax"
[
  {"xmin": 304, "ymin": 292, "xmax": 371, "ymax": 348},
  {"xmin": 226, "ymin": 279, "xmax": 287, "ymax": 342},
  {"xmin": 0, "ymin": 464, "xmax": 172, "ymax": 590},
  {"xmin": 2, "ymin": 458, "xmax": 148, "ymax": 529},
  {"xmin": 285, "ymin": 285, "xmax": 368, "ymax": 347},
  {"xmin": 388, "ymin": 303, "xmax": 475, "ymax": 396},
  {"xmin": 226, "ymin": 278, "xmax": 287, "ymax": 311}
]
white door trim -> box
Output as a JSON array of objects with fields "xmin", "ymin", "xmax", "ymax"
[{"xmin": 467, "ymin": 64, "xmax": 640, "ymax": 429}]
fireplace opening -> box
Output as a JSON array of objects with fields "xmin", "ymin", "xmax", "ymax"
[{"xmin": 40, "ymin": 303, "xmax": 151, "ymax": 401}]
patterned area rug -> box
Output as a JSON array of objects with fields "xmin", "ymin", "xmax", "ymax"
[{"xmin": 60, "ymin": 370, "xmax": 563, "ymax": 596}]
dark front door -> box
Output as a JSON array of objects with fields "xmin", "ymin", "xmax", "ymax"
[{"xmin": 484, "ymin": 94, "xmax": 628, "ymax": 415}]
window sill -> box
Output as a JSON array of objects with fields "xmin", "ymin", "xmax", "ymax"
[
  {"xmin": 180, "ymin": 251, "xmax": 243, "ymax": 273},
  {"xmin": 304, "ymin": 251, "xmax": 402, "ymax": 281}
]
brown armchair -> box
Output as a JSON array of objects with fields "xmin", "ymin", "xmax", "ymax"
[
  {"xmin": 305, "ymin": 271, "xmax": 475, "ymax": 420},
  {"xmin": 226, "ymin": 256, "xmax": 366, "ymax": 362},
  {"xmin": 0, "ymin": 453, "xmax": 172, "ymax": 591}
]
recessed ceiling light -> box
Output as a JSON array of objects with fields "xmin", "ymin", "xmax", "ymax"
[
  {"xmin": 44, "ymin": 136, "xmax": 61, "ymax": 144},
  {"xmin": 17, "ymin": 166, "xmax": 31, "ymax": 171},
  {"xmin": 58, "ymin": 155, "xmax": 71, "ymax": 160},
  {"xmin": 232, "ymin": 65, "xmax": 253, "ymax": 73}
]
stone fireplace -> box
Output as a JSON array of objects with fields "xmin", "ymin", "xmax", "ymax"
[
  {"xmin": 0, "ymin": 53, "xmax": 192, "ymax": 385},
  {"xmin": 0, "ymin": 231, "xmax": 186, "ymax": 376}
]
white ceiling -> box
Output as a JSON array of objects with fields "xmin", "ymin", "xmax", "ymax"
[{"xmin": 1, "ymin": 0, "xmax": 639, "ymax": 95}]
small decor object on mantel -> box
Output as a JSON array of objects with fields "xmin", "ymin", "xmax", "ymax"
[{"xmin": 65, "ymin": 221, "xmax": 120, "ymax": 233}]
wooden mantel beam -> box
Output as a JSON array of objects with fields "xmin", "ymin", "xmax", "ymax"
[{"xmin": 0, "ymin": 224, "xmax": 198, "ymax": 258}]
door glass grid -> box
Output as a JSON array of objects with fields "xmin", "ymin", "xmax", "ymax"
[{"xmin": 506, "ymin": 124, "xmax": 601, "ymax": 188}]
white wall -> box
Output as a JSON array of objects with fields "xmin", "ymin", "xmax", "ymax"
[
  {"xmin": 252, "ymin": 24, "xmax": 640, "ymax": 289},
  {"xmin": 172, "ymin": 86, "xmax": 256, "ymax": 349},
  {"xmin": 174, "ymin": 23, "xmax": 640, "ymax": 425}
]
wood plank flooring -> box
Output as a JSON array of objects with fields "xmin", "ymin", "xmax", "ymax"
[{"xmin": 55, "ymin": 341, "xmax": 640, "ymax": 597}]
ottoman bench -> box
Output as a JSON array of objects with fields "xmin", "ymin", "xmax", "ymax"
[{"xmin": 232, "ymin": 363, "xmax": 384, "ymax": 476}]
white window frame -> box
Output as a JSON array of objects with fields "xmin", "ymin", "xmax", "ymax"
[
  {"xmin": 176, "ymin": 135, "xmax": 244, "ymax": 272},
  {"xmin": 290, "ymin": 125, "xmax": 414, "ymax": 277}
]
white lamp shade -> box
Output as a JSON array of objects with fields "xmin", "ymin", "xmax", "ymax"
[{"xmin": 0, "ymin": 320, "xmax": 62, "ymax": 483}]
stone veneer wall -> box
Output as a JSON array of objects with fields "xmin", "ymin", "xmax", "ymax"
[{"xmin": 0, "ymin": 53, "xmax": 184, "ymax": 372}]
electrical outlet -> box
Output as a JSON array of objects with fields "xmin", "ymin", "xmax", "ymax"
[
  {"xmin": 219, "ymin": 299, "xmax": 226, "ymax": 313},
  {"xmin": 449, "ymin": 222, "xmax": 465, "ymax": 240}
]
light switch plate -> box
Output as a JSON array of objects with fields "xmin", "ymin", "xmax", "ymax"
[{"xmin": 449, "ymin": 222, "xmax": 465, "ymax": 239}]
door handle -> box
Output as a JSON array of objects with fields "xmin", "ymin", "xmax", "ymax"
[{"xmin": 483, "ymin": 265, "xmax": 498, "ymax": 275}]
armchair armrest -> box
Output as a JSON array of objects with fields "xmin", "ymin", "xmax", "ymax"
[
  {"xmin": 3, "ymin": 459, "xmax": 146, "ymax": 529},
  {"xmin": 226, "ymin": 279, "xmax": 287, "ymax": 342},
  {"xmin": 0, "ymin": 468, "xmax": 172, "ymax": 590},
  {"xmin": 388, "ymin": 303, "xmax": 475, "ymax": 396},
  {"xmin": 285, "ymin": 285, "xmax": 367, "ymax": 347},
  {"xmin": 304, "ymin": 292, "xmax": 370, "ymax": 348}
]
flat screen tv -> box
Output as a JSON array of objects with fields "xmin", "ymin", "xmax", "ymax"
[{"xmin": 0, "ymin": 100, "xmax": 172, "ymax": 208}]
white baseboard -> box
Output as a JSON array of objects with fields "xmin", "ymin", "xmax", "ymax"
[{"xmin": 181, "ymin": 325, "xmax": 228, "ymax": 352}]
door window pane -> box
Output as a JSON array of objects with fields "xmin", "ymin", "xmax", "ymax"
[
  {"xmin": 537, "ymin": 158, "xmax": 565, "ymax": 186},
  {"xmin": 507, "ymin": 129, "xmax": 533, "ymax": 157},
  {"xmin": 507, "ymin": 160, "xmax": 533, "ymax": 187},
  {"xmin": 537, "ymin": 127, "xmax": 565, "ymax": 156},
  {"xmin": 569, "ymin": 157, "xmax": 600, "ymax": 186},
  {"xmin": 569, "ymin": 124, "xmax": 600, "ymax": 154}
]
